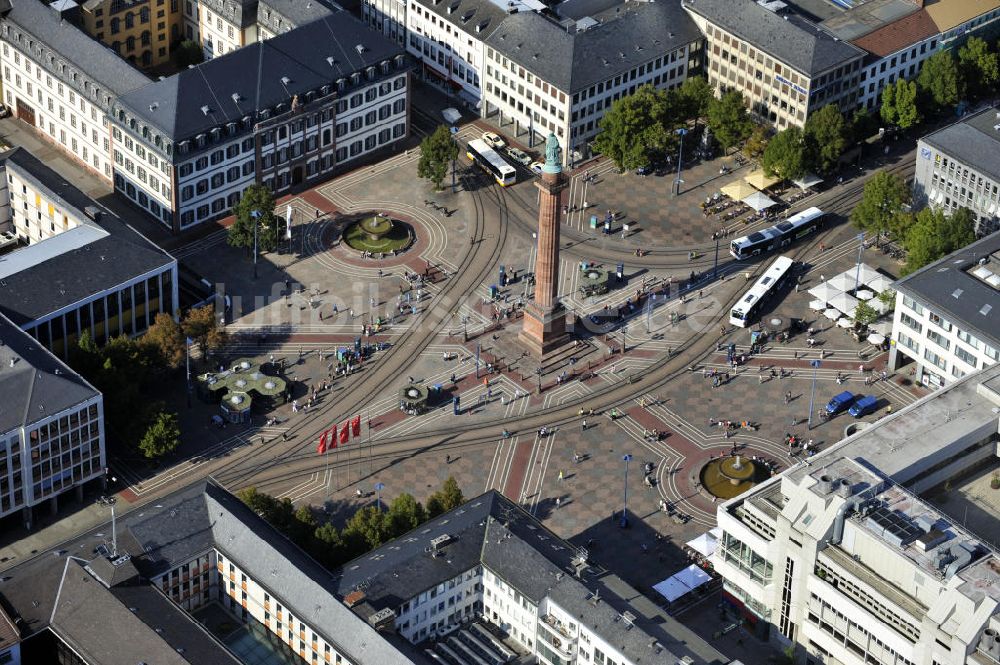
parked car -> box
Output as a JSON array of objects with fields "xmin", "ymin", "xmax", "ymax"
[
  {"xmin": 506, "ymin": 147, "xmax": 532, "ymax": 166},
  {"xmin": 530, "ymin": 161, "xmax": 544, "ymax": 175},
  {"xmin": 848, "ymin": 395, "xmax": 878, "ymax": 418},
  {"xmin": 482, "ymin": 132, "xmax": 505, "ymax": 150},
  {"xmin": 825, "ymin": 391, "xmax": 856, "ymax": 415}
]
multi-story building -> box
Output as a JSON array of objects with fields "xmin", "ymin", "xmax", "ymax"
[
  {"xmin": 0, "ymin": 0, "xmax": 151, "ymax": 181},
  {"xmin": 914, "ymin": 108, "xmax": 1000, "ymax": 237},
  {"xmin": 0, "ymin": 148, "xmax": 178, "ymax": 356},
  {"xmin": 110, "ymin": 12, "xmax": 408, "ymax": 231},
  {"xmin": 848, "ymin": 9, "xmax": 940, "ymax": 113},
  {"xmin": 682, "ymin": 0, "xmax": 865, "ymax": 130},
  {"xmin": 193, "ymin": 0, "xmax": 254, "ymax": 59},
  {"xmin": 0, "ymin": 312, "xmax": 105, "ymax": 530},
  {"xmin": 255, "ymin": 0, "xmax": 337, "ymax": 40},
  {"xmin": 336, "ymin": 490, "xmax": 730, "ymax": 665},
  {"xmin": 365, "ymin": 0, "xmax": 701, "ymax": 164},
  {"xmin": 483, "ymin": 0, "xmax": 702, "ymax": 164},
  {"xmin": 712, "ymin": 360, "xmax": 1000, "ymax": 665},
  {"xmin": 888, "ymin": 232, "xmax": 1000, "ymax": 389},
  {"xmin": 79, "ymin": 0, "xmax": 184, "ymax": 70}
]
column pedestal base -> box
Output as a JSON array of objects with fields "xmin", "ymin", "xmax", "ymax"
[{"xmin": 518, "ymin": 301, "xmax": 570, "ymax": 358}]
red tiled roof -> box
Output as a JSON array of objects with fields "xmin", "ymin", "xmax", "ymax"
[{"xmin": 851, "ymin": 9, "xmax": 939, "ymax": 58}]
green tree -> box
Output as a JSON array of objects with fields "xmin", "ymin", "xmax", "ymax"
[
  {"xmin": 706, "ymin": 90, "xmax": 752, "ymax": 151},
  {"xmin": 228, "ymin": 184, "xmax": 283, "ymax": 252},
  {"xmin": 138, "ymin": 411, "xmax": 181, "ymax": 459},
  {"xmin": 417, "ymin": 125, "xmax": 459, "ymax": 190},
  {"xmin": 142, "ymin": 312, "xmax": 185, "ymax": 370},
  {"xmin": 174, "ymin": 40, "xmax": 204, "ymax": 68},
  {"xmin": 592, "ymin": 85, "xmax": 676, "ymax": 171},
  {"xmin": 313, "ymin": 522, "xmax": 346, "ymax": 568},
  {"xmin": 386, "ymin": 493, "xmax": 427, "ymax": 538},
  {"xmin": 902, "ymin": 207, "xmax": 976, "ymax": 274},
  {"xmin": 676, "ymin": 76, "xmax": 713, "ymax": 123},
  {"xmin": 917, "ymin": 50, "xmax": 963, "ymax": 110},
  {"xmin": 290, "ymin": 505, "xmax": 318, "ymax": 549},
  {"xmin": 958, "ymin": 37, "xmax": 999, "ymax": 98},
  {"xmin": 761, "ymin": 127, "xmax": 807, "ymax": 181},
  {"xmin": 877, "ymin": 289, "xmax": 896, "ymax": 313},
  {"xmin": 742, "ymin": 124, "xmax": 769, "ymax": 161},
  {"xmin": 850, "ymin": 108, "xmax": 879, "ymax": 143},
  {"xmin": 426, "ymin": 493, "xmax": 445, "ymax": 519},
  {"xmin": 238, "ymin": 487, "xmax": 280, "ymax": 516},
  {"xmin": 343, "ymin": 506, "xmax": 389, "ymax": 550},
  {"xmin": 439, "ymin": 476, "xmax": 464, "ymax": 511},
  {"xmin": 880, "ymin": 79, "xmax": 921, "ymax": 130},
  {"xmin": 853, "ymin": 301, "xmax": 879, "ymax": 327},
  {"xmin": 182, "ymin": 304, "xmax": 227, "ymax": 356},
  {"xmin": 803, "ymin": 105, "xmax": 847, "ymax": 174},
  {"xmin": 851, "ymin": 171, "xmax": 909, "ymax": 236}
]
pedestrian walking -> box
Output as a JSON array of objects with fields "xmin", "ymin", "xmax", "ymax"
[
  {"xmin": 558, "ymin": 470, "xmax": 564, "ymax": 482},
  {"xmin": 784, "ymin": 391, "xmax": 792, "ymax": 404},
  {"xmin": 582, "ymin": 419, "xmax": 588, "ymax": 431},
  {"xmin": 446, "ymin": 454, "xmax": 451, "ymax": 464}
]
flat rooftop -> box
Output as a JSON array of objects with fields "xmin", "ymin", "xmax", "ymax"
[{"xmin": 820, "ymin": 0, "xmax": 920, "ymax": 41}]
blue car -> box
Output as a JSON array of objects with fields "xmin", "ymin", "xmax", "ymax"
[
  {"xmin": 848, "ymin": 395, "xmax": 878, "ymax": 418},
  {"xmin": 825, "ymin": 391, "xmax": 856, "ymax": 415}
]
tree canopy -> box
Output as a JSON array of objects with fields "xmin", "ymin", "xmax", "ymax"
[
  {"xmin": 706, "ymin": 90, "xmax": 753, "ymax": 151},
  {"xmin": 851, "ymin": 171, "xmax": 910, "ymax": 236},
  {"xmin": 417, "ymin": 125, "xmax": 459, "ymax": 190},
  {"xmin": 144, "ymin": 313, "xmax": 185, "ymax": 370},
  {"xmin": 138, "ymin": 411, "xmax": 181, "ymax": 459},
  {"xmin": 761, "ymin": 127, "xmax": 807, "ymax": 181},
  {"xmin": 228, "ymin": 184, "xmax": 283, "ymax": 253},
  {"xmin": 676, "ymin": 76, "xmax": 713, "ymax": 122},
  {"xmin": 917, "ymin": 50, "xmax": 963, "ymax": 110},
  {"xmin": 903, "ymin": 207, "xmax": 976, "ymax": 274},
  {"xmin": 182, "ymin": 304, "xmax": 226, "ymax": 355},
  {"xmin": 958, "ymin": 37, "xmax": 999, "ymax": 99},
  {"xmin": 880, "ymin": 79, "xmax": 921, "ymax": 130},
  {"xmin": 742, "ymin": 125, "xmax": 769, "ymax": 161},
  {"xmin": 853, "ymin": 301, "xmax": 879, "ymax": 327},
  {"xmin": 803, "ymin": 104, "xmax": 847, "ymax": 175},
  {"xmin": 592, "ymin": 85, "xmax": 678, "ymax": 170}
]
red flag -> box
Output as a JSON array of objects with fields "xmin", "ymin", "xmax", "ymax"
[
  {"xmin": 351, "ymin": 415, "xmax": 361, "ymax": 438},
  {"xmin": 328, "ymin": 425, "xmax": 339, "ymax": 449},
  {"xmin": 316, "ymin": 430, "xmax": 328, "ymax": 455},
  {"xmin": 339, "ymin": 422, "xmax": 349, "ymax": 445}
]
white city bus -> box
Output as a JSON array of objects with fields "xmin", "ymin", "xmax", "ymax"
[{"xmin": 467, "ymin": 138, "xmax": 517, "ymax": 187}]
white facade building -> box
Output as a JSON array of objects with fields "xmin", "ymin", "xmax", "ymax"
[
  {"xmin": 712, "ymin": 362, "xmax": 1000, "ymax": 665},
  {"xmin": 888, "ymin": 233, "xmax": 1000, "ymax": 389}
]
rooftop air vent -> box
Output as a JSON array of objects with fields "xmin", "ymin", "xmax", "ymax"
[
  {"xmin": 148, "ymin": 102, "xmax": 158, "ymax": 112},
  {"xmin": 200, "ymin": 105, "xmax": 210, "ymax": 116},
  {"xmin": 326, "ymin": 56, "xmax": 337, "ymax": 67},
  {"xmin": 281, "ymin": 76, "xmax": 291, "ymax": 86},
  {"xmin": 355, "ymin": 44, "xmax": 367, "ymax": 55},
  {"xmin": 952, "ymin": 288, "xmax": 963, "ymax": 298},
  {"xmin": 231, "ymin": 93, "xmax": 241, "ymax": 103},
  {"xmin": 430, "ymin": 534, "xmax": 453, "ymax": 550}
]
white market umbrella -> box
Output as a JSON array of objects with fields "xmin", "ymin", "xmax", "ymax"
[
  {"xmin": 824, "ymin": 308, "xmax": 842, "ymax": 320},
  {"xmin": 837, "ymin": 317, "xmax": 854, "ymax": 328},
  {"xmin": 829, "ymin": 292, "xmax": 860, "ymax": 318},
  {"xmin": 856, "ymin": 289, "xmax": 875, "ymax": 300},
  {"xmin": 809, "ymin": 299, "xmax": 826, "ymax": 311},
  {"xmin": 828, "ymin": 273, "xmax": 857, "ymax": 291},
  {"xmin": 742, "ymin": 191, "xmax": 779, "ymax": 212},
  {"xmin": 869, "ymin": 321, "xmax": 892, "ymax": 336},
  {"xmin": 867, "ymin": 333, "xmax": 886, "ymax": 345},
  {"xmin": 868, "ymin": 274, "xmax": 895, "ymax": 293},
  {"xmin": 808, "ymin": 283, "xmax": 844, "ymax": 302},
  {"xmin": 854, "ymin": 263, "xmax": 884, "ymax": 285},
  {"xmin": 871, "ymin": 298, "xmax": 892, "ymax": 315}
]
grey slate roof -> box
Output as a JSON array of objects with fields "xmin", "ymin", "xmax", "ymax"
[
  {"xmin": 0, "ymin": 148, "xmax": 176, "ymax": 326},
  {"xmin": 0, "ymin": 312, "xmax": 98, "ymax": 434},
  {"xmin": 0, "ymin": 0, "xmax": 150, "ymax": 99},
  {"xmin": 49, "ymin": 558, "xmax": 241, "ymax": 665},
  {"xmin": 339, "ymin": 490, "xmax": 729, "ymax": 665},
  {"xmin": 893, "ymin": 231, "xmax": 1000, "ymax": 349},
  {"xmin": 116, "ymin": 10, "xmax": 404, "ymax": 141},
  {"xmin": 920, "ymin": 106, "xmax": 1000, "ymax": 185},
  {"xmin": 257, "ymin": 0, "xmax": 338, "ymax": 32},
  {"xmin": 485, "ymin": 0, "xmax": 703, "ymax": 93},
  {"xmin": 125, "ymin": 481, "xmax": 427, "ymax": 665},
  {"xmin": 682, "ymin": 0, "xmax": 865, "ymax": 76}
]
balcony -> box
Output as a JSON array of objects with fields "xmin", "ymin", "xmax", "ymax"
[{"xmin": 539, "ymin": 614, "xmax": 573, "ymax": 640}]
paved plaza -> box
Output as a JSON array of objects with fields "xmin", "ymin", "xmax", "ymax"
[{"xmin": 0, "ymin": 106, "xmax": 928, "ymax": 665}]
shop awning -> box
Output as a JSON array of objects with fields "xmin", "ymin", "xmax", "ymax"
[
  {"xmin": 686, "ymin": 530, "xmax": 720, "ymax": 557},
  {"xmin": 744, "ymin": 169, "xmax": 781, "ymax": 190},
  {"xmin": 653, "ymin": 565, "xmax": 713, "ymax": 602},
  {"xmin": 721, "ymin": 180, "xmax": 757, "ymax": 200},
  {"xmin": 743, "ymin": 191, "xmax": 779, "ymax": 212},
  {"xmin": 792, "ymin": 173, "xmax": 823, "ymax": 190}
]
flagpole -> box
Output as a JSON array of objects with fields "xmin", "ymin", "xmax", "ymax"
[{"xmin": 367, "ymin": 409, "xmax": 373, "ymax": 476}]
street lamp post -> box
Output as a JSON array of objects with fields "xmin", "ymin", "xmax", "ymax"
[
  {"xmin": 620, "ymin": 454, "xmax": 632, "ymax": 528},
  {"xmin": 374, "ymin": 482, "xmax": 385, "ymax": 512},
  {"xmin": 98, "ymin": 495, "xmax": 118, "ymax": 556},
  {"xmin": 673, "ymin": 128, "xmax": 688, "ymax": 197},
  {"xmin": 536, "ymin": 368, "xmax": 543, "ymax": 394},
  {"xmin": 621, "ymin": 324, "xmax": 628, "ymax": 354},
  {"xmin": 854, "ymin": 233, "xmax": 865, "ymax": 291},
  {"xmin": 807, "ymin": 359, "xmax": 821, "ymax": 430},
  {"xmin": 250, "ymin": 209, "xmax": 261, "ymax": 280}
]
